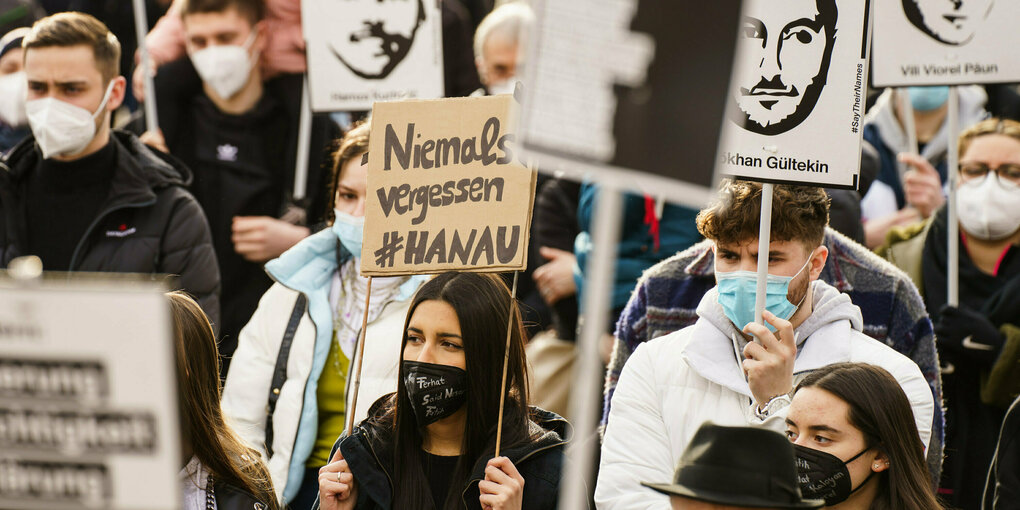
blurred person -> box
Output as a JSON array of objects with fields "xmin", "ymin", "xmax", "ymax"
[
  {"xmin": 221, "ymin": 122, "xmax": 427, "ymax": 509},
  {"xmin": 314, "ymin": 271, "xmax": 568, "ymax": 510},
  {"xmin": 0, "ymin": 27, "xmax": 30, "ymax": 152},
  {"xmin": 0, "ymin": 12, "xmax": 220, "ymax": 322},
  {"xmin": 860, "ymin": 85, "xmax": 987, "ymax": 248},
  {"xmin": 877, "ymin": 118, "xmax": 1020, "ymax": 509},
  {"xmin": 472, "ymin": 1, "xmax": 532, "ymax": 96},
  {"xmin": 643, "ymin": 424, "xmax": 824, "ymax": 510},
  {"xmin": 787, "ymin": 362, "xmax": 943, "ymax": 509},
  {"xmin": 984, "ymin": 395, "xmax": 1020, "ymax": 510},
  {"xmin": 595, "ymin": 181, "xmax": 935, "ymax": 509},
  {"xmin": 142, "ymin": 0, "xmax": 339, "ymax": 371},
  {"xmin": 168, "ymin": 290, "xmax": 279, "ymax": 510}
]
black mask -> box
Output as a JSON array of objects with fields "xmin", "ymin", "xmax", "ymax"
[
  {"xmin": 793, "ymin": 444, "xmax": 874, "ymax": 505},
  {"xmin": 402, "ymin": 360, "xmax": 468, "ymax": 426}
]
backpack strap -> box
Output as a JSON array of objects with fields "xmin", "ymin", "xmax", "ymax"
[{"xmin": 265, "ymin": 293, "xmax": 307, "ymax": 457}]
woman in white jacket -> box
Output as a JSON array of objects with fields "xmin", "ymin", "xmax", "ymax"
[{"xmin": 221, "ymin": 121, "xmax": 427, "ymax": 509}]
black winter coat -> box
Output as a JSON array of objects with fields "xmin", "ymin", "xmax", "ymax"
[
  {"xmin": 315, "ymin": 399, "xmax": 570, "ymax": 510},
  {"xmin": 0, "ymin": 131, "xmax": 221, "ymax": 324}
]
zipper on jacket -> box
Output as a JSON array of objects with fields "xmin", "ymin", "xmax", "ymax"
[
  {"xmin": 459, "ymin": 440, "xmax": 566, "ymax": 508},
  {"xmin": 361, "ymin": 429, "xmax": 396, "ymax": 497},
  {"xmin": 68, "ymin": 198, "xmax": 156, "ymax": 271}
]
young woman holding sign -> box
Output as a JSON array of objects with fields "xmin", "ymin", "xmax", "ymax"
[
  {"xmin": 221, "ymin": 121, "xmax": 428, "ymax": 509},
  {"xmin": 316, "ymin": 272, "xmax": 569, "ymax": 510}
]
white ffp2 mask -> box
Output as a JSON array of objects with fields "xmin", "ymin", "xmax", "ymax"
[
  {"xmin": 26, "ymin": 80, "xmax": 115, "ymax": 159},
  {"xmin": 957, "ymin": 174, "xmax": 1020, "ymax": 240},
  {"xmin": 190, "ymin": 31, "xmax": 257, "ymax": 100},
  {"xmin": 0, "ymin": 71, "xmax": 27, "ymax": 127}
]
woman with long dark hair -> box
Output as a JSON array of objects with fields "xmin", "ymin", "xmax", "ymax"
[
  {"xmin": 169, "ymin": 291, "xmax": 279, "ymax": 510},
  {"xmin": 316, "ymin": 272, "xmax": 569, "ymax": 510},
  {"xmin": 785, "ymin": 362, "xmax": 942, "ymax": 510}
]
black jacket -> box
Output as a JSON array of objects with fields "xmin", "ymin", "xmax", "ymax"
[
  {"xmin": 0, "ymin": 131, "xmax": 221, "ymax": 325},
  {"xmin": 985, "ymin": 395, "xmax": 1020, "ymax": 510},
  {"xmin": 315, "ymin": 398, "xmax": 570, "ymax": 510},
  {"xmin": 215, "ymin": 479, "xmax": 272, "ymax": 510}
]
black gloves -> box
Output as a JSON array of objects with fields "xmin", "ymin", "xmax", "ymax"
[{"xmin": 935, "ymin": 304, "xmax": 1004, "ymax": 368}]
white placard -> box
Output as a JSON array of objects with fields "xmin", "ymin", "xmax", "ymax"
[
  {"xmin": 0, "ymin": 277, "xmax": 179, "ymax": 510},
  {"xmin": 302, "ymin": 0, "xmax": 445, "ymax": 112},
  {"xmin": 717, "ymin": 0, "xmax": 871, "ymax": 189},
  {"xmin": 872, "ymin": 0, "xmax": 1020, "ymax": 86}
]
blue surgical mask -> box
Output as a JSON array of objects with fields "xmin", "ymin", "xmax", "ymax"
[
  {"xmin": 332, "ymin": 209, "xmax": 364, "ymax": 257},
  {"xmin": 715, "ymin": 256, "xmax": 812, "ymax": 332},
  {"xmin": 907, "ymin": 86, "xmax": 949, "ymax": 112}
]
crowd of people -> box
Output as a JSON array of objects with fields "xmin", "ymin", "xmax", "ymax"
[{"xmin": 0, "ymin": 1, "xmax": 1018, "ymax": 509}]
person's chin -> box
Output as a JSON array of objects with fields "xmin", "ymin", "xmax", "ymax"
[{"xmin": 736, "ymin": 97, "xmax": 800, "ymax": 130}]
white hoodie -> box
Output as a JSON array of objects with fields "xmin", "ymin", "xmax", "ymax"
[{"xmin": 595, "ymin": 281, "xmax": 935, "ymax": 510}]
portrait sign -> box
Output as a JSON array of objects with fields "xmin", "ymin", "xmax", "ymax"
[
  {"xmin": 716, "ymin": 0, "xmax": 871, "ymax": 189},
  {"xmin": 302, "ymin": 0, "xmax": 445, "ymax": 111},
  {"xmin": 0, "ymin": 276, "xmax": 179, "ymax": 510},
  {"xmin": 872, "ymin": 0, "xmax": 1020, "ymax": 86},
  {"xmin": 361, "ymin": 95, "xmax": 536, "ymax": 276},
  {"xmin": 520, "ymin": 0, "xmax": 741, "ymax": 208}
]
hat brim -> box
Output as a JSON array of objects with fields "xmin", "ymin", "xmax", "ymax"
[{"xmin": 641, "ymin": 482, "xmax": 825, "ymax": 509}]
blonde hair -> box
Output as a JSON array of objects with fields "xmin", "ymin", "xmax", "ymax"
[{"xmin": 958, "ymin": 117, "xmax": 1020, "ymax": 160}]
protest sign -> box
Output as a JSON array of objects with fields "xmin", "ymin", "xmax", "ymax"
[
  {"xmin": 872, "ymin": 0, "xmax": 1020, "ymax": 86},
  {"xmin": 520, "ymin": 0, "xmax": 740, "ymax": 208},
  {"xmin": 360, "ymin": 95, "xmax": 536, "ymax": 276},
  {"xmin": 302, "ymin": 0, "xmax": 445, "ymax": 111},
  {"xmin": 716, "ymin": 0, "xmax": 871, "ymax": 190},
  {"xmin": 0, "ymin": 276, "xmax": 179, "ymax": 510}
]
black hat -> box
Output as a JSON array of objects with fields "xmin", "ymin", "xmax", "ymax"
[{"xmin": 642, "ymin": 423, "xmax": 825, "ymax": 509}]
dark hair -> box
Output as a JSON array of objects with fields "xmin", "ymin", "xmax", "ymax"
[
  {"xmin": 168, "ymin": 292, "xmax": 279, "ymax": 510},
  {"xmin": 326, "ymin": 120, "xmax": 371, "ymax": 224},
  {"xmin": 365, "ymin": 272, "xmax": 532, "ymax": 510},
  {"xmin": 795, "ymin": 363, "xmax": 942, "ymax": 510},
  {"xmin": 696, "ymin": 179, "xmax": 830, "ymax": 250},
  {"xmin": 181, "ymin": 0, "xmax": 266, "ymax": 25},
  {"xmin": 23, "ymin": 12, "xmax": 120, "ymax": 83}
]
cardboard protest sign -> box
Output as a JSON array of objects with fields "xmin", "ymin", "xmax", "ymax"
[
  {"xmin": 520, "ymin": 0, "xmax": 741, "ymax": 207},
  {"xmin": 361, "ymin": 95, "xmax": 536, "ymax": 276},
  {"xmin": 715, "ymin": 0, "xmax": 871, "ymax": 190},
  {"xmin": 872, "ymin": 0, "xmax": 1020, "ymax": 86},
  {"xmin": 0, "ymin": 277, "xmax": 179, "ymax": 510},
  {"xmin": 302, "ymin": 0, "xmax": 445, "ymax": 111}
]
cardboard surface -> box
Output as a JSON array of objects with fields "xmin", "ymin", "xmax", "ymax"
[
  {"xmin": 302, "ymin": 0, "xmax": 445, "ymax": 111},
  {"xmin": 872, "ymin": 0, "xmax": 1020, "ymax": 86},
  {"xmin": 716, "ymin": 0, "xmax": 871, "ymax": 189},
  {"xmin": 361, "ymin": 95, "xmax": 536, "ymax": 276},
  {"xmin": 0, "ymin": 277, "xmax": 179, "ymax": 510}
]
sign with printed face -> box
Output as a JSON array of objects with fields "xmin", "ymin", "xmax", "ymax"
[
  {"xmin": 302, "ymin": 0, "xmax": 445, "ymax": 111},
  {"xmin": 361, "ymin": 95, "xmax": 536, "ymax": 276},
  {"xmin": 872, "ymin": 0, "xmax": 1020, "ymax": 86},
  {"xmin": 0, "ymin": 277, "xmax": 179, "ymax": 510},
  {"xmin": 716, "ymin": 0, "xmax": 871, "ymax": 189}
]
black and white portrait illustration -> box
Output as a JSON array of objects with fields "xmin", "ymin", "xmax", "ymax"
[
  {"xmin": 902, "ymin": 0, "xmax": 993, "ymax": 46},
  {"xmin": 731, "ymin": 0, "xmax": 837, "ymax": 135},
  {"xmin": 320, "ymin": 0, "xmax": 427, "ymax": 79}
]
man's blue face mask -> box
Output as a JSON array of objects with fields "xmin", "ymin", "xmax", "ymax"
[{"xmin": 715, "ymin": 254, "xmax": 812, "ymax": 332}]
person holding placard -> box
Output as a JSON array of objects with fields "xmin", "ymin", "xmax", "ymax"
[
  {"xmin": 877, "ymin": 118, "xmax": 1020, "ymax": 509},
  {"xmin": 596, "ymin": 180, "xmax": 935, "ymax": 510},
  {"xmin": 221, "ymin": 121, "xmax": 427, "ymax": 509},
  {"xmin": 860, "ymin": 85, "xmax": 987, "ymax": 249},
  {"xmin": 315, "ymin": 271, "xmax": 569, "ymax": 510},
  {"xmin": 168, "ymin": 291, "xmax": 280, "ymax": 510}
]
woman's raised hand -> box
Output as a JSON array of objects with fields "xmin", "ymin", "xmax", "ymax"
[
  {"xmin": 478, "ymin": 456, "xmax": 525, "ymax": 510},
  {"xmin": 318, "ymin": 448, "xmax": 357, "ymax": 510}
]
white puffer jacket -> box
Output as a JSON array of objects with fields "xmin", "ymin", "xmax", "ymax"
[
  {"xmin": 221, "ymin": 229, "xmax": 426, "ymax": 504},
  {"xmin": 595, "ymin": 281, "xmax": 935, "ymax": 509}
]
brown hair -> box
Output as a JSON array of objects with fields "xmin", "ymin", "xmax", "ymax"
[
  {"xmin": 168, "ymin": 292, "xmax": 279, "ymax": 510},
  {"xmin": 326, "ymin": 120, "xmax": 372, "ymax": 223},
  {"xmin": 796, "ymin": 363, "xmax": 943, "ymax": 510},
  {"xmin": 958, "ymin": 117, "xmax": 1020, "ymax": 161},
  {"xmin": 181, "ymin": 0, "xmax": 266, "ymax": 25},
  {"xmin": 696, "ymin": 179, "xmax": 830, "ymax": 249},
  {"xmin": 23, "ymin": 12, "xmax": 120, "ymax": 83}
]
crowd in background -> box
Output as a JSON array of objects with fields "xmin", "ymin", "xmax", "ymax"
[{"xmin": 0, "ymin": 1, "xmax": 1018, "ymax": 509}]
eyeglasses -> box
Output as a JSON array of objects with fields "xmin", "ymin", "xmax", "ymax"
[{"xmin": 958, "ymin": 162, "xmax": 1020, "ymax": 186}]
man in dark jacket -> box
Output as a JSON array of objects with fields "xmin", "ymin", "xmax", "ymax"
[{"xmin": 0, "ymin": 12, "xmax": 219, "ymax": 324}]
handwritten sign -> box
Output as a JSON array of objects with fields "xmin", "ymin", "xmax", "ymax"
[
  {"xmin": 302, "ymin": 0, "xmax": 445, "ymax": 111},
  {"xmin": 872, "ymin": 0, "xmax": 1020, "ymax": 86},
  {"xmin": 361, "ymin": 95, "xmax": 536, "ymax": 276},
  {"xmin": 0, "ymin": 277, "xmax": 179, "ymax": 510},
  {"xmin": 716, "ymin": 0, "xmax": 871, "ymax": 189}
]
